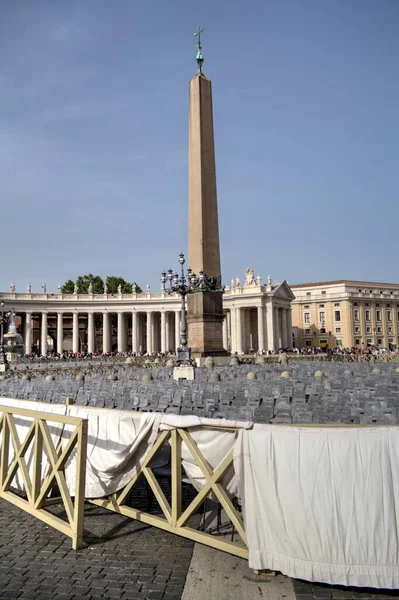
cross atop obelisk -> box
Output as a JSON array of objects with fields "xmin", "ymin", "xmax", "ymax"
[
  {"xmin": 187, "ymin": 28, "xmax": 226, "ymax": 357},
  {"xmin": 194, "ymin": 26, "xmax": 204, "ymax": 74}
]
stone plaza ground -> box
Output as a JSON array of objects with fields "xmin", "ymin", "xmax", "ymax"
[
  {"xmin": 1, "ymin": 360, "xmax": 399, "ymax": 599},
  {"xmin": 0, "ymin": 496, "xmax": 399, "ymax": 600}
]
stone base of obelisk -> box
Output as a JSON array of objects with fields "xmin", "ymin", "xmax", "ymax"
[{"xmin": 187, "ymin": 292, "xmax": 227, "ymax": 358}]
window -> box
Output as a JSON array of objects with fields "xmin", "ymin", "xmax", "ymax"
[
  {"xmin": 354, "ymin": 309, "xmax": 359, "ymax": 321},
  {"xmin": 336, "ymin": 339, "xmax": 342, "ymax": 346},
  {"xmin": 334, "ymin": 303, "xmax": 340, "ymax": 307},
  {"xmin": 321, "ymin": 291, "xmax": 326, "ymax": 295},
  {"xmin": 335, "ymin": 327, "xmax": 342, "ymax": 334},
  {"xmin": 378, "ymin": 339, "xmax": 382, "ymax": 345},
  {"xmin": 306, "ymin": 292, "xmax": 311, "ymax": 297},
  {"xmin": 354, "ymin": 326, "xmax": 360, "ymax": 333},
  {"xmin": 376, "ymin": 304, "xmax": 380, "ymax": 307},
  {"xmin": 304, "ymin": 313, "xmax": 310, "ymax": 324},
  {"xmin": 319, "ymin": 304, "xmax": 325, "ymax": 308},
  {"xmin": 376, "ymin": 310, "xmax": 381, "ymax": 322},
  {"xmin": 334, "ymin": 310, "xmax": 341, "ymax": 322},
  {"xmin": 354, "ymin": 302, "xmax": 358, "ymax": 306},
  {"xmin": 358, "ymin": 289, "xmax": 362, "ymax": 293},
  {"xmin": 319, "ymin": 339, "xmax": 328, "ymax": 346},
  {"xmin": 319, "ymin": 311, "xmax": 326, "ymax": 324},
  {"xmin": 366, "ymin": 338, "xmax": 372, "ymax": 345},
  {"xmin": 388, "ymin": 327, "xmax": 393, "ymax": 334},
  {"xmin": 320, "ymin": 328, "xmax": 326, "ymax": 334},
  {"xmin": 377, "ymin": 326, "xmax": 382, "ymax": 333},
  {"xmin": 397, "ymin": 311, "xmax": 399, "ymax": 322},
  {"xmin": 365, "ymin": 310, "xmax": 370, "ymax": 321},
  {"xmin": 304, "ymin": 328, "xmax": 311, "ymax": 335},
  {"xmin": 305, "ymin": 340, "xmax": 312, "ymax": 346},
  {"xmin": 366, "ymin": 327, "xmax": 371, "ymax": 333},
  {"xmin": 355, "ymin": 339, "xmax": 361, "ymax": 345},
  {"xmin": 387, "ymin": 310, "xmax": 392, "ymax": 321},
  {"xmin": 304, "ymin": 305, "xmax": 309, "ymax": 309}
]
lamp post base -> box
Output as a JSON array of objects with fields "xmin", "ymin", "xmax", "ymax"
[
  {"xmin": 173, "ymin": 365, "xmax": 195, "ymax": 381},
  {"xmin": 176, "ymin": 347, "xmax": 194, "ymax": 367}
]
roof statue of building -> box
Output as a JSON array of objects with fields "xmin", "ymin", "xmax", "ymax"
[
  {"xmin": 256, "ymin": 274, "xmax": 261, "ymax": 285},
  {"xmin": 58, "ymin": 283, "xmax": 62, "ymax": 293},
  {"xmin": 194, "ymin": 26, "xmax": 204, "ymax": 74},
  {"xmin": 245, "ymin": 268, "xmax": 255, "ymax": 286},
  {"xmin": 41, "ymin": 283, "xmax": 47, "ymax": 294},
  {"xmin": 10, "ymin": 283, "xmax": 15, "ymax": 293},
  {"xmin": 88, "ymin": 283, "xmax": 93, "ymax": 294},
  {"xmin": 27, "ymin": 283, "xmax": 31, "ymax": 293}
]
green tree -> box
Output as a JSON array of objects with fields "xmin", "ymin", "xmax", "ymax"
[
  {"xmin": 105, "ymin": 276, "xmax": 141, "ymax": 294},
  {"xmin": 61, "ymin": 279, "xmax": 75, "ymax": 294},
  {"xmin": 61, "ymin": 275, "xmax": 142, "ymax": 295},
  {"xmin": 75, "ymin": 274, "xmax": 104, "ymax": 294}
]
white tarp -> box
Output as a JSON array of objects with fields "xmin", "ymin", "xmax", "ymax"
[
  {"xmin": 65, "ymin": 406, "xmax": 161, "ymax": 497},
  {"xmin": 0, "ymin": 398, "xmax": 68, "ymax": 490},
  {"xmin": 234, "ymin": 425, "xmax": 399, "ymax": 588}
]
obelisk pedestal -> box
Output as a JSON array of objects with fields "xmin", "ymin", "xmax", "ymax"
[{"xmin": 187, "ymin": 71, "xmax": 226, "ymax": 357}]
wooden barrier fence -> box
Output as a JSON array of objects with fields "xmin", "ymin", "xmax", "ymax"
[
  {"xmin": 90, "ymin": 426, "xmax": 249, "ymax": 559},
  {"xmin": 0, "ymin": 405, "xmax": 88, "ymax": 549}
]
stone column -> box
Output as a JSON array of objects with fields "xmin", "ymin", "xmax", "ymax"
[
  {"xmin": 41, "ymin": 312, "xmax": 48, "ymax": 356},
  {"xmin": 222, "ymin": 314, "xmax": 228, "ymax": 350},
  {"xmin": 161, "ymin": 311, "xmax": 166, "ymax": 353},
  {"xmin": 146, "ymin": 312, "xmax": 153, "ymax": 354},
  {"xmin": 266, "ymin": 304, "xmax": 275, "ymax": 352},
  {"xmin": 227, "ymin": 310, "xmax": 232, "ymax": 352},
  {"xmin": 359, "ymin": 304, "xmax": 366, "ymax": 347},
  {"xmin": 132, "ymin": 311, "xmax": 138, "ymax": 354},
  {"xmin": 274, "ymin": 306, "xmax": 280, "ymax": 351},
  {"xmin": 257, "ymin": 304, "xmax": 265, "ymax": 352},
  {"xmin": 282, "ymin": 308, "xmax": 288, "ymax": 348},
  {"xmin": 56, "ymin": 313, "xmax": 63, "ymax": 354},
  {"xmin": 73, "ymin": 312, "xmax": 79, "ymax": 354},
  {"xmin": 165, "ymin": 312, "xmax": 170, "ymax": 352},
  {"xmin": 381, "ymin": 305, "xmax": 388, "ymax": 348},
  {"xmin": 236, "ymin": 307, "xmax": 243, "ymax": 354},
  {"xmin": 25, "ymin": 313, "xmax": 32, "ymax": 355},
  {"xmin": 175, "ymin": 310, "xmax": 180, "ymax": 352},
  {"xmin": 286, "ymin": 308, "xmax": 293, "ymax": 349},
  {"xmin": 153, "ymin": 314, "xmax": 159, "ymax": 353},
  {"xmin": 117, "ymin": 312, "xmax": 127, "ymax": 353},
  {"xmin": 88, "ymin": 313, "xmax": 95, "ymax": 354},
  {"xmin": 103, "ymin": 312, "xmax": 111, "ymax": 353}
]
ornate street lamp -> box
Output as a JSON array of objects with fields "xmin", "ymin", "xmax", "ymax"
[
  {"xmin": 161, "ymin": 253, "xmax": 224, "ymax": 366},
  {"xmin": 0, "ymin": 301, "xmax": 11, "ymax": 370}
]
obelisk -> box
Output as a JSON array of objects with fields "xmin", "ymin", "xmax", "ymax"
[{"xmin": 187, "ymin": 27, "xmax": 226, "ymax": 357}]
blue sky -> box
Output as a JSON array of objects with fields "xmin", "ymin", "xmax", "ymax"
[{"xmin": 1, "ymin": 0, "xmax": 398, "ymax": 293}]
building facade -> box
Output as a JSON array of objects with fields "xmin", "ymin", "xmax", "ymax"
[
  {"xmin": 291, "ymin": 280, "xmax": 399, "ymax": 349},
  {"xmin": 1, "ymin": 273, "xmax": 294, "ymax": 356}
]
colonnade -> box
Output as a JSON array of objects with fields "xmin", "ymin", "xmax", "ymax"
[
  {"xmin": 14, "ymin": 303, "xmax": 293, "ymax": 355},
  {"xmin": 228, "ymin": 304, "xmax": 292, "ymax": 354},
  {"xmin": 20, "ymin": 310, "xmax": 182, "ymax": 355}
]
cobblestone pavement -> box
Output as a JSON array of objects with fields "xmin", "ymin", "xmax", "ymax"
[
  {"xmin": 293, "ymin": 579, "xmax": 399, "ymax": 600},
  {"xmin": 0, "ymin": 498, "xmax": 193, "ymax": 600}
]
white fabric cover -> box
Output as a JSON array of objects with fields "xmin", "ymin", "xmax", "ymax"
[
  {"xmin": 0, "ymin": 398, "xmax": 68, "ymax": 490},
  {"xmin": 65, "ymin": 406, "xmax": 161, "ymax": 497},
  {"xmin": 234, "ymin": 425, "xmax": 399, "ymax": 588}
]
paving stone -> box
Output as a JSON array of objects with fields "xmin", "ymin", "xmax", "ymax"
[{"xmin": 0, "ymin": 498, "xmax": 193, "ymax": 600}]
